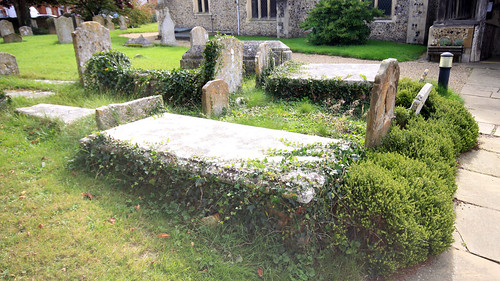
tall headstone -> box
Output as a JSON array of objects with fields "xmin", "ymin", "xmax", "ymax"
[
  {"xmin": 55, "ymin": 16, "xmax": 75, "ymax": 44},
  {"xmin": 158, "ymin": 6, "xmax": 177, "ymax": 46},
  {"xmin": 118, "ymin": 16, "xmax": 127, "ymax": 30},
  {"xmin": 105, "ymin": 15, "xmax": 115, "ymax": 31},
  {"xmin": 214, "ymin": 37, "xmax": 244, "ymax": 93},
  {"xmin": 255, "ymin": 42, "xmax": 273, "ymax": 84},
  {"xmin": 410, "ymin": 83, "xmax": 433, "ymax": 115},
  {"xmin": 0, "ymin": 20, "xmax": 14, "ymax": 37},
  {"xmin": 72, "ymin": 22, "xmax": 112, "ymax": 84},
  {"xmin": 365, "ymin": 58, "xmax": 400, "ymax": 148},
  {"xmin": 92, "ymin": 15, "xmax": 105, "ymax": 26},
  {"xmin": 0, "ymin": 52, "xmax": 19, "ymax": 76},
  {"xmin": 19, "ymin": 26, "xmax": 33, "ymax": 36},
  {"xmin": 202, "ymin": 79, "xmax": 230, "ymax": 117},
  {"xmin": 190, "ymin": 26, "xmax": 208, "ymax": 47},
  {"xmin": 3, "ymin": 33, "xmax": 22, "ymax": 43}
]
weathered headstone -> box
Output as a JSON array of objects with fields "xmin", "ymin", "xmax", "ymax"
[
  {"xmin": 75, "ymin": 16, "xmax": 84, "ymax": 27},
  {"xmin": 202, "ymin": 79, "xmax": 230, "ymax": 117},
  {"xmin": 118, "ymin": 15, "xmax": 127, "ymax": 30},
  {"xmin": 243, "ymin": 40, "xmax": 291, "ymax": 75},
  {"xmin": 180, "ymin": 45, "xmax": 206, "ymax": 69},
  {"xmin": 92, "ymin": 15, "xmax": 105, "ymax": 26},
  {"xmin": 0, "ymin": 20, "xmax": 14, "ymax": 37},
  {"xmin": 0, "ymin": 52, "xmax": 19, "ymax": 76},
  {"xmin": 72, "ymin": 21, "xmax": 112, "ymax": 83},
  {"xmin": 3, "ymin": 33, "xmax": 22, "ymax": 43},
  {"xmin": 214, "ymin": 37, "xmax": 244, "ymax": 93},
  {"xmin": 123, "ymin": 35, "xmax": 153, "ymax": 47},
  {"xmin": 410, "ymin": 83, "xmax": 433, "ymax": 115},
  {"xmin": 95, "ymin": 95, "xmax": 164, "ymax": 130},
  {"xmin": 190, "ymin": 26, "xmax": 208, "ymax": 47},
  {"xmin": 54, "ymin": 16, "xmax": 75, "ymax": 44},
  {"xmin": 19, "ymin": 26, "xmax": 33, "ymax": 36},
  {"xmin": 365, "ymin": 58, "xmax": 400, "ymax": 148},
  {"xmin": 105, "ymin": 15, "xmax": 115, "ymax": 31},
  {"xmin": 158, "ymin": 6, "xmax": 177, "ymax": 46},
  {"xmin": 255, "ymin": 42, "xmax": 273, "ymax": 83},
  {"xmin": 46, "ymin": 18, "xmax": 56, "ymax": 34}
]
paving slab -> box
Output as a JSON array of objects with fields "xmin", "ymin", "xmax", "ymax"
[
  {"xmin": 5, "ymin": 90, "xmax": 55, "ymax": 98},
  {"xmin": 477, "ymin": 122, "xmax": 495, "ymax": 135},
  {"xmin": 458, "ymin": 149, "xmax": 500, "ymax": 177},
  {"xmin": 455, "ymin": 203, "xmax": 500, "ymax": 262},
  {"xmin": 460, "ymin": 84, "xmax": 498, "ymax": 98},
  {"xmin": 495, "ymin": 129, "xmax": 500, "ymax": 137},
  {"xmin": 466, "ymin": 68, "xmax": 500, "ymax": 88},
  {"xmin": 478, "ymin": 135, "xmax": 500, "ymax": 153},
  {"xmin": 492, "ymin": 88, "xmax": 500, "ymax": 99},
  {"xmin": 289, "ymin": 63, "xmax": 380, "ymax": 83},
  {"xmin": 397, "ymin": 248, "xmax": 500, "ymax": 281},
  {"xmin": 461, "ymin": 94, "xmax": 500, "ymax": 125},
  {"xmin": 456, "ymin": 169, "xmax": 500, "ymax": 211},
  {"xmin": 15, "ymin": 104, "xmax": 94, "ymax": 124}
]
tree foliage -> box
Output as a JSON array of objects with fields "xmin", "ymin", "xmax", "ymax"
[{"xmin": 300, "ymin": 0, "xmax": 383, "ymax": 45}]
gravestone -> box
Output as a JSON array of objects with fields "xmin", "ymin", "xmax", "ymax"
[
  {"xmin": 180, "ymin": 45, "xmax": 206, "ymax": 69},
  {"xmin": 410, "ymin": 83, "xmax": 433, "ymax": 115},
  {"xmin": 365, "ymin": 58, "xmax": 400, "ymax": 148},
  {"xmin": 96, "ymin": 95, "xmax": 164, "ymax": 130},
  {"xmin": 105, "ymin": 15, "xmax": 115, "ymax": 31},
  {"xmin": 214, "ymin": 37, "xmax": 243, "ymax": 93},
  {"xmin": 3, "ymin": 33, "xmax": 22, "ymax": 43},
  {"xmin": 0, "ymin": 20, "xmax": 14, "ymax": 37},
  {"xmin": 92, "ymin": 15, "xmax": 105, "ymax": 26},
  {"xmin": 255, "ymin": 42, "xmax": 273, "ymax": 83},
  {"xmin": 158, "ymin": 6, "xmax": 176, "ymax": 46},
  {"xmin": 46, "ymin": 18, "xmax": 56, "ymax": 34},
  {"xmin": 190, "ymin": 26, "xmax": 208, "ymax": 47},
  {"xmin": 123, "ymin": 35, "xmax": 153, "ymax": 47},
  {"xmin": 202, "ymin": 79, "xmax": 229, "ymax": 117},
  {"xmin": 55, "ymin": 16, "xmax": 75, "ymax": 43},
  {"xmin": 243, "ymin": 41, "xmax": 291, "ymax": 75},
  {"xmin": 75, "ymin": 16, "xmax": 84, "ymax": 27},
  {"xmin": 72, "ymin": 22, "xmax": 112, "ymax": 83},
  {"xmin": 19, "ymin": 26, "xmax": 33, "ymax": 36},
  {"xmin": 0, "ymin": 52, "xmax": 19, "ymax": 76},
  {"xmin": 118, "ymin": 15, "xmax": 127, "ymax": 30}
]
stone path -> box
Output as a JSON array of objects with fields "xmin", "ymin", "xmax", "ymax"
[{"xmin": 398, "ymin": 63, "xmax": 500, "ymax": 281}]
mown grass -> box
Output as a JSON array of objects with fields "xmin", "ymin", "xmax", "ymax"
[{"xmin": 237, "ymin": 36, "xmax": 427, "ymax": 62}]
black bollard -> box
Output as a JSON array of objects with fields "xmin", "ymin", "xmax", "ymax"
[{"xmin": 438, "ymin": 52, "xmax": 453, "ymax": 90}]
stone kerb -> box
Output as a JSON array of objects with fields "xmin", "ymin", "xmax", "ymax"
[
  {"xmin": 118, "ymin": 16, "xmax": 127, "ymax": 30},
  {"xmin": 202, "ymin": 79, "xmax": 229, "ymax": 117},
  {"xmin": 410, "ymin": 83, "xmax": 433, "ymax": 115},
  {"xmin": 255, "ymin": 42, "xmax": 274, "ymax": 83},
  {"xmin": 0, "ymin": 20, "xmax": 14, "ymax": 37},
  {"xmin": 19, "ymin": 26, "xmax": 33, "ymax": 36},
  {"xmin": 92, "ymin": 15, "xmax": 105, "ymax": 26},
  {"xmin": 0, "ymin": 52, "xmax": 19, "ymax": 76},
  {"xmin": 105, "ymin": 15, "xmax": 115, "ymax": 31},
  {"xmin": 214, "ymin": 37, "xmax": 244, "ymax": 93},
  {"xmin": 95, "ymin": 95, "xmax": 164, "ymax": 130},
  {"xmin": 72, "ymin": 21, "xmax": 112, "ymax": 84},
  {"xmin": 190, "ymin": 26, "xmax": 208, "ymax": 47},
  {"xmin": 365, "ymin": 58, "xmax": 400, "ymax": 148},
  {"xmin": 158, "ymin": 6, "xmax": 176, "ymax": 46},
  {"xmin": 55, "ymin": 16, "xmax": 75, "ymax": 44}
]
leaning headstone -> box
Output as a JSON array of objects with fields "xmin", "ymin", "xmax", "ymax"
[
  {"xmin": 3, "ymin": 33, "xmax": 22, "ymax": 43},
  {"xmin": 0, "ymin": 52, "xmax": 19, "ymax": 76},
  {"xmin": 255, "ymin": 42, "xmax": 273, "ymax": 84},
  {"xmin": 54, "ymin": 16, "xmax": 75, "ymax": 43},
  {"xmin": 123, "ymin": 35, "xmax": 153, "ymax": 47},
  {"xmin": 95, "ymin": 95, "xmax": 164, "ymax": 130},
  {"xmin": 214, "ymin": 37, "xmax": 244, "ymax": 93},
  {"xmin": 410, "ymin": 83, "xmax": 433, "ymax": 115},
  {"xmin": 19, "ymin": 26, "xmax": 33, "ymax": 36},
  {"xmin": 158, "ymin": 6, "xmax": 177, "ymax": 46},
  {"xmin": 202, "ymin": 79, "xmax": 229, "ymax": 117},
  {"xmin": 0, "ymin": 20, "xmax": 14, "ymax": 37},
  {"xmin": 92, "ymin": 15, "xmax": 105, "ymax": 26},
  {"xmin": 190, "ymin": 26, "xmax": 208, "ymax": 47},
  {"xmin": 105, "ymin": 15, "xmax": 115, "ymax": 31},
  {"xmin": 365, "ymin": 58, "xmax": 400, "ymax": 148},
  {"xmin": 72, "ymin": 21, "xmax": 112, "ymax": 83},
  {"xmin": 118, "ymin": 15, "xmax": 127, "ymax": 30}
]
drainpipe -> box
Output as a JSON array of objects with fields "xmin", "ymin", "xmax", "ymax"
[{"xmin": 235, "ymin": 0, "xmax": 240, "ymax": 36}]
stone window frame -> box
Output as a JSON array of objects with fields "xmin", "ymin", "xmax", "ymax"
[
  {"xmin": 247, "ymin": 0, "xmax": 277, "ymax": 21},
  {"xmin": 193, "ymin": 0, "xmax": 211, "ymax": 15},
  {"xmin": 373, "ymin": 0, "xmax": 395, "ymax": 21}
]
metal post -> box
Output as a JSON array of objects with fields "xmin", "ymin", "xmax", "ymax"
[{"xmin": 438, "ymin": 52, "xmax": 453, "ymax": 90}]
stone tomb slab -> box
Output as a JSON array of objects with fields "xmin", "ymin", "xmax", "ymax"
[
  {"xmin": 289, "ymin": 63, "xmax": 380, "ymax": 83},
  {"xmin": 16, "ymin": 104, "xmax": 94, "ymax": 124},
  {"xmin": 5, "ymin": 90, "xmax": 55, "ymax": 98}
]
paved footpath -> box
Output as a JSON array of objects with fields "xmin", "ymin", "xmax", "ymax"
[{"xmin": 398, "ymin": 63, "xmax": 500, "ymax": 280}]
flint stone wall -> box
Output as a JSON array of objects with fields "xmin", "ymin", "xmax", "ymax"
[
  {"xmin": 72, "ymin": 22, "xmax": 112, "ymax": 83},
  {"xmin": 0, "ymin": 52, "xmax": 19, "ymax": 76},
  {"xmin": 55, "ymin": 16, "xmax": 75, "ymax": 44}
]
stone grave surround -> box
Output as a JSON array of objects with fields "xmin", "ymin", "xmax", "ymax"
[
  {"xmin": 72, "ymin": 21, "xmax": 112, "ymax": 84},
  {"xmin": 214, "ymin": 37, "xmax": 244, "ymax": 93},
  {"xmin": 0, "ymin": 20, "xmax": 14, "ymax": 37},
  {"xmin": 0, "ymin": 52, "xmax": 19, "ymax": 76},
  {"xmin": 123, "ymin": 35, "xmax": 153, "ymax": 47},
  {"xmin": 365, "ymin": 58, "xmax": 400, "ymax": 148},
  {"xmin": 54, "ymin": 16, "xmax": 75, "ymax": 44},
  {"xmin": 255, "ymin": 42, "xmax": 273, "ymax": 83}
]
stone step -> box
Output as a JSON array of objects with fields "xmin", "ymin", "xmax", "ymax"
[{"xmin": 15, "ymin": 104, "xmax": 94, "ymax": 124}]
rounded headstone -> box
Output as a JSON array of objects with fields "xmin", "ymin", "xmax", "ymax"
[
  {"xmin": 0, "ymin": 52, "xmax": 19, "ymax": 76},
  {"xmin": 190, "ymin": 26, "xmax": 209, "ymax": 47}
]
